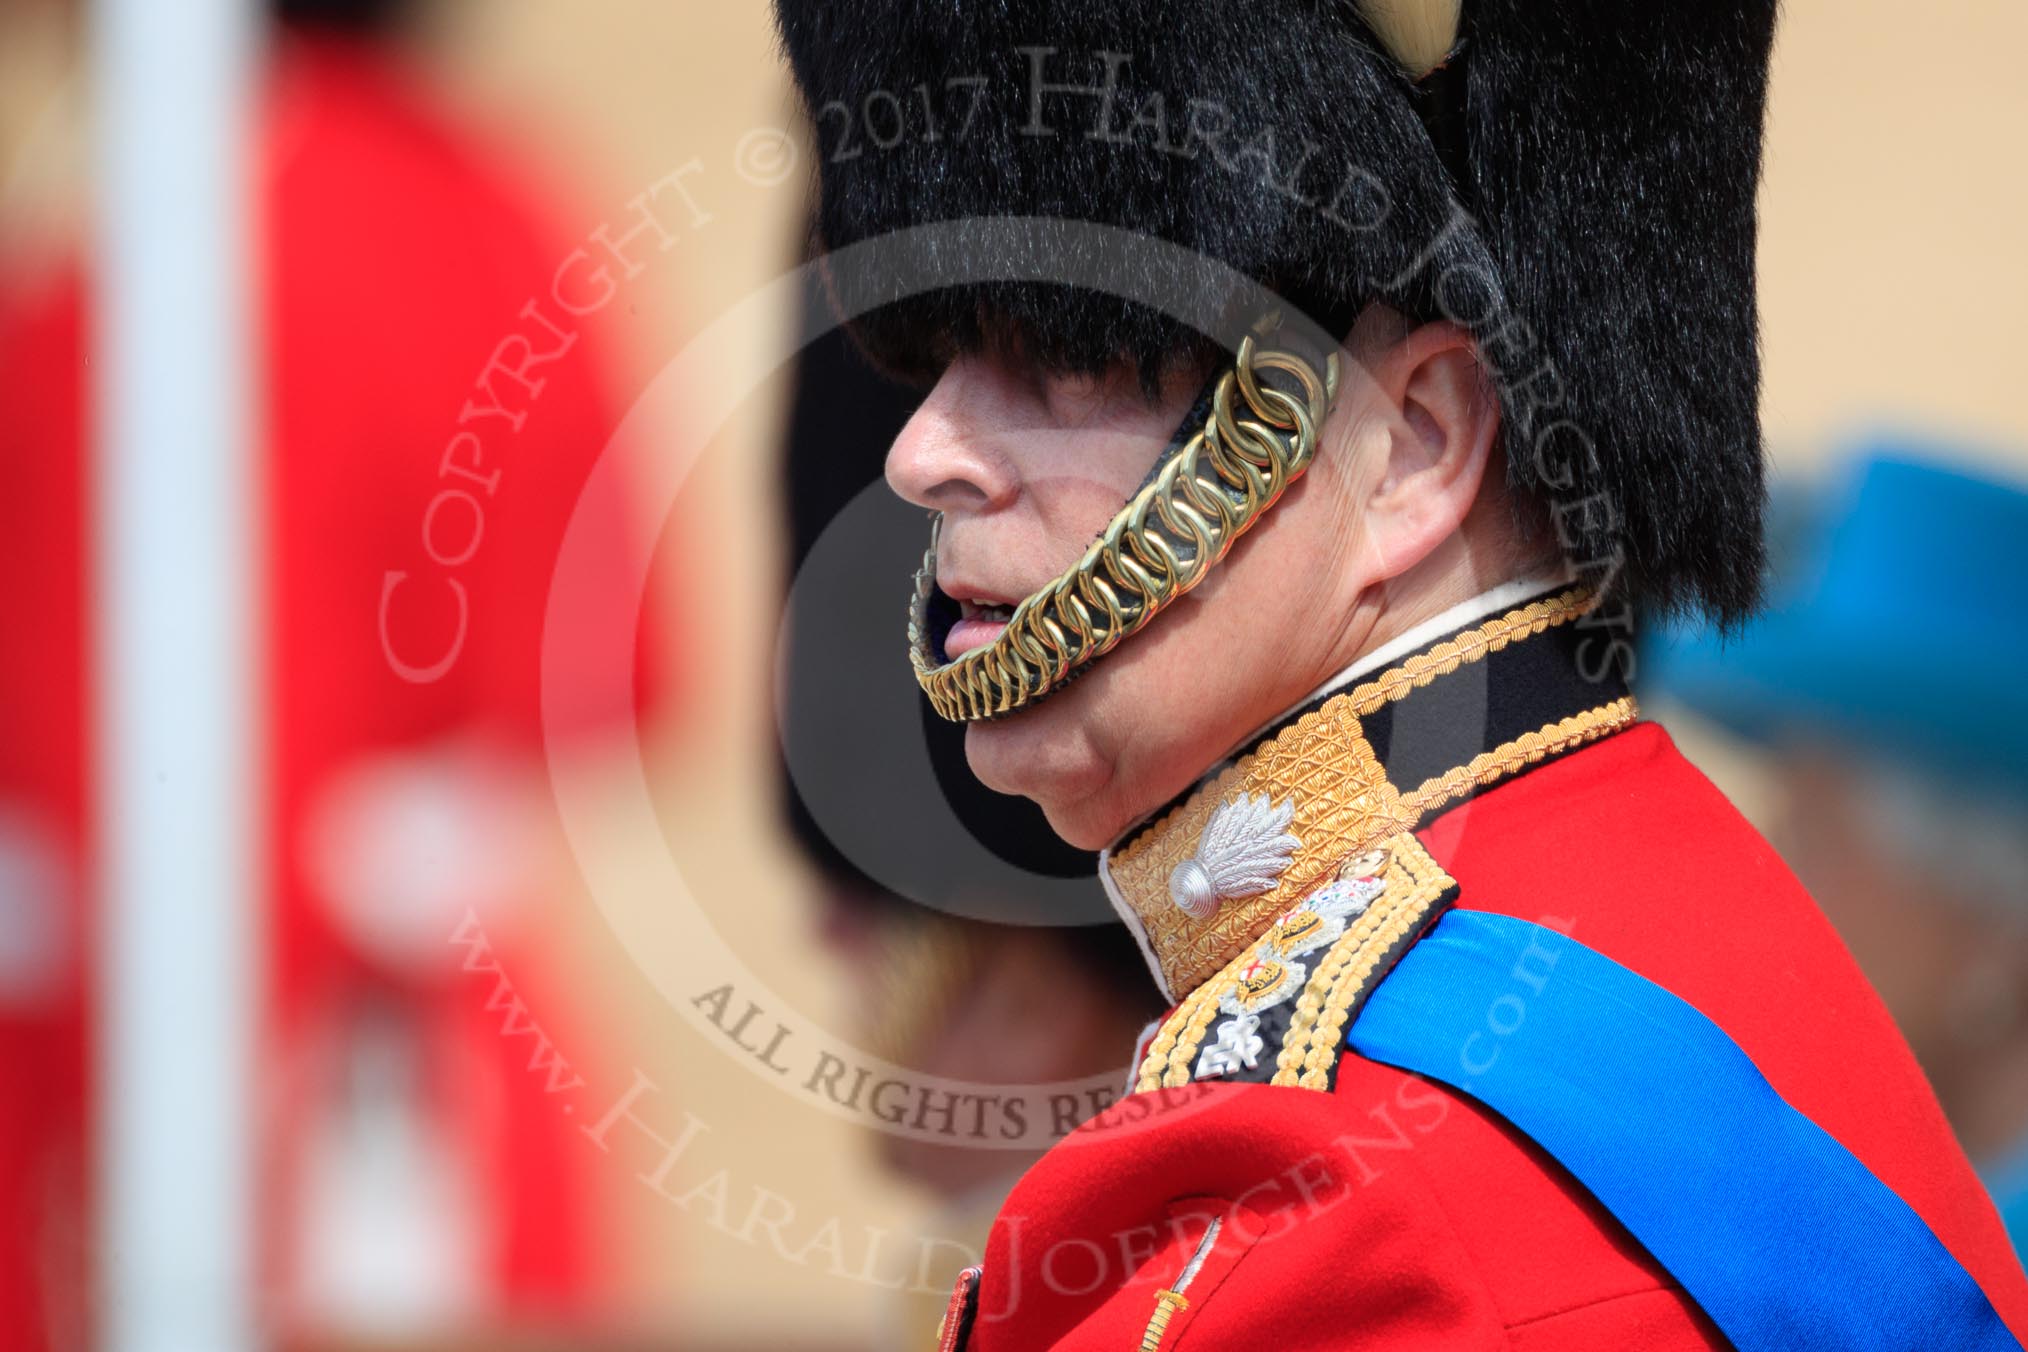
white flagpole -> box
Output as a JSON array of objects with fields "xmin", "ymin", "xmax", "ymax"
[{"xmin": 92, "ymin": 0, "xmax": 260, "ymax": 1348}]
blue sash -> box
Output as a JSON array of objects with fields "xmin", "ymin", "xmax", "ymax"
[{"xmin": 1347, "ymin": 909, "xmax": 2023, "ymax": 1351}]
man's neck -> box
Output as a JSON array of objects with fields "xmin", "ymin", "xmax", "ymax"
[
  {"xmin": 1264, "ymin": 566, "xmax": 1576, "ymax": 752},
  {"xmin": 1152, "ymin": 561, "xmax": 1576, "ymax": 834},
  {"xmin": 1096, "ymin": 579, "xmax": 1631, "ymax": 1004}
]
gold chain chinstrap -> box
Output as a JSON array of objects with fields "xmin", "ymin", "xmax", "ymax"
[{"xmin": 908, "ymin": 337, "xmax": 1342, "ymax": 722}]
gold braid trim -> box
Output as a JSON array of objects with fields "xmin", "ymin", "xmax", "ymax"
[
  {"xmin": 908, "ymin": 338, "xmax": 1341, "ymax": 723},
  {"xmin": 1135, "ymin": 937, "xmax": 1255, "ymax": 1093},
  {"xmin": 1397, "ymin": 696, "xmax": 1639, "ymax": 818},
  {"xmin": 1108, "ymin": 588, "xmax": 1598, "ymax": 998},
  {"xmin": 1135, "ymin": 831, "xmax": 1455, "ymax": 1094},
  {"xmin": 1128, "ymin": 701, "xmax": 1634, "ymax": 1095},
  {"xmin": 1280, "ymin": 845, "xmax": 1453, "ymax": 1090},
  {"xmin": 1330, "ymin": 587, "xmax": 1596, "ymax": 721},
  {"xmin": 1111, "ymin": 587, "xmax": 1594, "ymax": 874}
]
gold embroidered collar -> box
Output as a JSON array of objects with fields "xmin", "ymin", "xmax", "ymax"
[{"xmin": 1100, "ymin": 587, "xmax": 1635, "ymax": 1011}]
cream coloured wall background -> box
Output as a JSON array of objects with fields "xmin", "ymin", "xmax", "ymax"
[{"xmin": 1758, "ymin": 0, "xmax": 2028, "ymax": 470}]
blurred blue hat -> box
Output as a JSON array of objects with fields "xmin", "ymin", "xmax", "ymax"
[{"xmin": 1642, "ymin": 447, "xmax": 2028, "ymax": 800}]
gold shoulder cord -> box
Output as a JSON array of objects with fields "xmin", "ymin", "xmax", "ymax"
[{"xmin": 907, "ymin": 337, "xmax": 1342, "ymax": 723}]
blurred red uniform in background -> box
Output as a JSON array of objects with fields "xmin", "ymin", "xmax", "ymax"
[{"xmin": 0, "ymin": 22, "xmax": 667, "ymax": 1346}]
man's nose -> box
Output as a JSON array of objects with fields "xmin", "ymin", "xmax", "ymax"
[{"xmin": 885, "ymin": 362, "xmax": 1016, "ymax": 514}]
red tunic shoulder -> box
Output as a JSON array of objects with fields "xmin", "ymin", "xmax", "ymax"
[{"xmin": 960, "ymin": 723, "xmax": 2028, "ymax": 1349}]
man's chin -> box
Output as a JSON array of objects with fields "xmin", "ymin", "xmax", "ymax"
[{"xmin": 961, "ymin": 692, "xmax": 1117, "ymax": 851}]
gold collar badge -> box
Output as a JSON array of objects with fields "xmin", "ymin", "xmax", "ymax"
[{"xmin": 1104, "ymin": 588, "xmax": 1639, "ymax": 1093}]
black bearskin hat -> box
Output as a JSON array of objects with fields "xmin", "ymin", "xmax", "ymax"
[{"xmin": 773, "ymin": 0, "xmax": 1778, "ymax": 623}]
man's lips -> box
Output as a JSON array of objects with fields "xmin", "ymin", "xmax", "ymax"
[
  {"xmin": 944, "ymin": 613, "xmax": 1009, "ymax": 660},
  {"xmin": 938, "ymin": 578, "xmax": 1021, "ymax": 661}
]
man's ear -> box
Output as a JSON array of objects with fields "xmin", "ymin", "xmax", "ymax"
[{"xmin": 1345, "ymin": 317, "xmax": 1500, "ymax": 582}]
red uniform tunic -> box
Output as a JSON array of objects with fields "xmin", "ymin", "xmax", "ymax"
[
  {"xmin": 0, "ymin": 32, "xmax": 667, "ymax": 1337},
  {"xmin": 951, "ymin": 593, "xmax": 2028, "ymax": 1349}
]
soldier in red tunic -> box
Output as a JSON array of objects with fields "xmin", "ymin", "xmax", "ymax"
[{"xmin": 773, "ymin": 1, "xmax": 2028, "ymax": 1346}]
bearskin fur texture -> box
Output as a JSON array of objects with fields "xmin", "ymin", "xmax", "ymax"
[{"xmin": 774, "ymin": 0, "xmax": 1776, "ymax": 622}]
